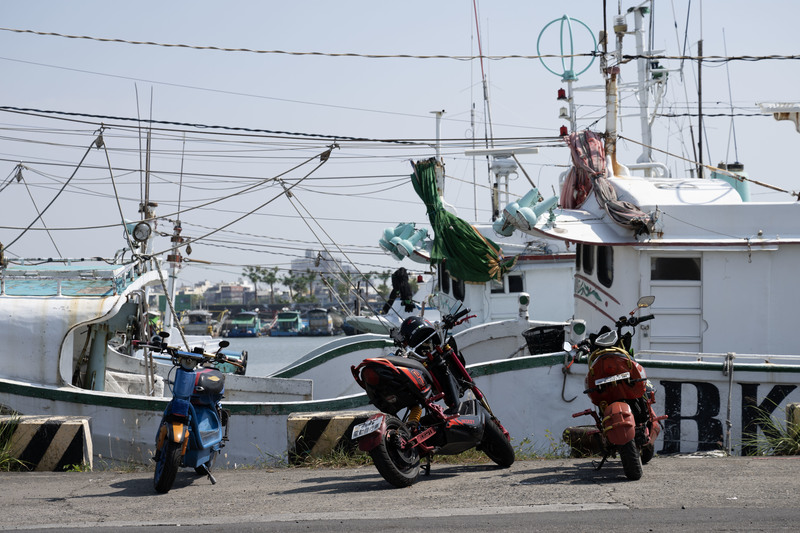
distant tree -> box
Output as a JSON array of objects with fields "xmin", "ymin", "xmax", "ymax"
[
  {"xmin": 261, "ymin": 266, "xmax": 279, "ymax": 305},
  {"xmin": 362, "ymin": 271, "xmax": 376, "ymax": 302},
  {"xmin": 291, "ymin": 274, "xmax": 309, "ymax": 302},
  {"xmin": 281, "ymin": 270, "xmax": 296, "ymax": 301},
  {"xmin": 336, "ymin": 272, "xmax": 354, "ymax": 304},
  {"xmin": 377, "ymin": 269, "xmax": 392, "ymax": 300},
  {"xmin": 305, "ymin": 269, "xmax": 317, "ymax": 302},
  {"xmin": 243, "ymin": 266, "xmax": 262, "ymax": 305}
]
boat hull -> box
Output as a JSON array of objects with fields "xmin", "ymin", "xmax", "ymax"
[{"xmin": 3, "ymin": 348, "xmax": 798, "ymax": 465}]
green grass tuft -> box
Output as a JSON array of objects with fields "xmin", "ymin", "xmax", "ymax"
[
  {"xmin": 0, "ymin": 416, "xmax": 30, "ymax": 472},
  {"xmin": 742, "ymin": 405, "xmax": 800, "ymax": 456}
]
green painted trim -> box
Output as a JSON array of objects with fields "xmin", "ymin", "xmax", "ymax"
[
  {"xmin": 225, "ymin": 394, "xmax": 372, "ymax": 415},
  {"xmin": 0, "ymin": 380, "xmax": 166, "ymax": 411},
  {"xmin": 637, "ymin": 359, "xmax": 800, "ymax": 374},
  {"xmin": 466, "ymin": 352, "xmax": 800, "ymax": 378},
  {"xmin": 272, "ymin": 339, "xmax": 394, "ymax": 378},
  {"xmin": 0, "ymin": 379, "xmax": 372, "ymax": 416},
  {"xmin": 467, "ymin": 353, "xmax": 565, "ymax": 377}
]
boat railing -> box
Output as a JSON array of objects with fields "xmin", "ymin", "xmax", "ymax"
[
  {"xmin": 635, "ymin": 349, "xmax": 800, "ymax": 367},
  {"xmin": 0, "ymin": 259, "xmax": 152, "ymax": 297}
]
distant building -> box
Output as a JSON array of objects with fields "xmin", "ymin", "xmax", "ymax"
[
  {"xmin": 204, "ymin": 282, "xmax": 249, "ymax": 306},
  {"xmin": 290, "ymin": 249, "xmax": 358, "ymax": 302}
]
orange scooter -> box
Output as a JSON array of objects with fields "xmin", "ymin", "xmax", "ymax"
[{"xmin": 564, "ymin": 296, "xmax": 667, "ymax": 480}]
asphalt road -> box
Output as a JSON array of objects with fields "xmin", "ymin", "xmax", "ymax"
[{"xmin": 1, "ymin": 454, "xmax": 798, "ymax": 532}]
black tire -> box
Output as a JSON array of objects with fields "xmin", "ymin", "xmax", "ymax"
[
  {"xmin": 619, "ymin": 440, "xmax": 643, "ymax": 480},
  {"xmin": 479, "ymin": 418, "xmax": 515, "ymax": 467},
  {"xmin": 194, "ymin": 450, "xmax": 217, "ymax": 476},
  {"xmin": 368, "ymin": 415, "xmax": 420, "ymax": 488},
  {"xmin": 154, "ymin": 441, "xmax": 182, "ymax": 493},
  {"xmin": 640, "ymin": 442, "xmax": 655, "ymax": 465}
]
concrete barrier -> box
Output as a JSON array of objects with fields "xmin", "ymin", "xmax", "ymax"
[
  {"xmin": 788, "ymin": 403, "xmax": 799, "ymax": 436},
  {"xmin": 1, "ymin": 415, "xmax": 93, "ymax": 471},
  {"xmin": 287, "ymin": 410, "xmax": 377, "ymax": 464}
]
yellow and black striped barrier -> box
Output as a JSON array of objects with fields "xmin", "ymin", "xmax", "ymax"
[
  {"xmin": 287, "ymin": 410, "xmax": 377, "ymax": 464},
  {"xmin": 1, "ymin": 415, "xmax": 93, "ymax": 471}
]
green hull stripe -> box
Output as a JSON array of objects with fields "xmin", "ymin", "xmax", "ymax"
[
  {"xmin": 0, "ymin": 380, "xmax": 371, "ymax": 416},
  {"xmin": 272, "ymin": 339, "xmax": 394, "ymax": 378},
  {"xmin": 3, "ymin": 352, "xmax": 797, "ymax": 417}
]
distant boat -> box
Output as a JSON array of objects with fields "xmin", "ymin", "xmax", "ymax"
[
  {"xmin": 180, "ymin": 308, "xmax": 227, "ymax": 337},
  {"xmin": 270, "ymin": 309, "xmax": 303, "ymax": 336},
  {"xmin": 305, "ymin": 308, "xmax": 335, "ymax": 336},
  {"xmin": 224, "ymin": 311, "xmax": 262, "ymax": 338}
]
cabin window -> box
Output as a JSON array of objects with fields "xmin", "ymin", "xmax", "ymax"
[
  {"xmin": 490, "ymin": 277, "xmax": 504, "ymax": 294},
  {"xmin": 452, "ymin": 278, "xmax": 465, "ymax": 301},
  {"xmin": 440, "ymin": 269, "xmax": 451, "ymax": 294},
  {"xmin": 490, "ymin": 274, "xmax": 523, "ymax": 294},
  {"xmin": 651, "ymin": 257, "xmax": 701, "ymax": 281},
  {"xmin": 582, "ymin": 244, "xmax": 594, "ymax": 276},
  {"xmin": 597, "ymin": 246, "xmax": 614, "ymax": 288},
  {"xmin": 575, "ymin": 244, "xmax": 583, "ymax": 271}
]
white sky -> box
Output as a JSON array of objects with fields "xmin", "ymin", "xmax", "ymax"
[{"xmin": 1, "ymin": 1, "xmax": 799, "ymax": 286}]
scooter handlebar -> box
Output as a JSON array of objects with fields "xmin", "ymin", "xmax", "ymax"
[
  {"xmin": 215, "ymin": 352, "xmax": 245, "ymax": 370},
  {"xmin": 443, "ymin": 308, "xmax": 473, "ymax": 328},
  {"xmin": 629, "ymin": 314, "xmax": 655, "ymax": 326},
  {"xmin": 453, "ymin": 308, "xmax": 470, "ymax": 321}
]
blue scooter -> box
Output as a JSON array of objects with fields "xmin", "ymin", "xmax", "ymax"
[{"xmin": 135, "ymin": 332, "xmax": 242, "ymax": 493}]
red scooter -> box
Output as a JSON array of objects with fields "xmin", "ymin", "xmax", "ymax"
[
  {"xmin": 351, "ymin": 308, "xmax": 514, "ymax": 488},
  {"xmin": 564, "ymin": 296, "xmax": 666, "ymax": 480}
]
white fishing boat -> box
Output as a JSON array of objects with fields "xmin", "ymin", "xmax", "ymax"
[{"xmin": 496, "ymin": 4, "xmax": 800, "ymax": 455}]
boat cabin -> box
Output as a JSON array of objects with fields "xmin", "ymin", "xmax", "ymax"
[{"xmin": 534, "ymin": 174, "xmax": 800, "ymax": 356}]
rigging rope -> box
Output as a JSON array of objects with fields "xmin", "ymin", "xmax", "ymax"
[
  {"xmin": 3, "ymin": 132, "xmax": 102, "ymax": 251},
  {"xmin": 618, "ymin": 134, "xmax": 800, "ymax": 200},
  {"xmin": 277, "ymin": 171, "xmax": 397, "ymax": 319},
  {"xmin": 146, "ymin": 145, "xmax": 339, "ymax": 258}
]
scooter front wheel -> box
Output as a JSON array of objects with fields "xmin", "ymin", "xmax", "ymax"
[
  {"xmin": 479, "ymin": 418, "xmax": 515, "ymax": 468},
  {"xmin": 369, "ymin": 415, "xmax": 420, "ymax": 488},
  {"xmin": 154, "ymin": 441, "xmax": 182, "ymax": 493},
  {"xmin": 619, "ymin": 440, "xmax": 643, "ymax": 480}
]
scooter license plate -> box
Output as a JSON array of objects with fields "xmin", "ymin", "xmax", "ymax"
[
  {"xmin": 594, "ymin": 371, "xmax": 630, "ymax": 386},
  {"xmin": 352, "ymin": 415, "xmax": 384, "ymax": 439}
]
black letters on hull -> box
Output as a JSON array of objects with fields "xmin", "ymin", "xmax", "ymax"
[
  {"xmin": 659, "ymin": 381, "xmax": 797, "ymax": 455},
  {"xmin": 660, "ymin": 381, "xmax": 723, "ymax": 454},
  {"xmin": 740, "ymin": 383, "xmax": 797, "ymax": 456}
]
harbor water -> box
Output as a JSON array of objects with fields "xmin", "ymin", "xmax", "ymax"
[{"xmin": 222, "ymin": 334, "xmax": 346, "ymax": 377}]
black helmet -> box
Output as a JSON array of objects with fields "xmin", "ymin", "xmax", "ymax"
[{"xmin": 399, "ymin": 316, "xmax": 437, "ymax": 350}]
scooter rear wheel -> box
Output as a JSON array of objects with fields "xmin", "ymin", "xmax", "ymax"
[
  {"xmin": 619, "ymin": 440, "xmax": 643, "ymax": 480},
  {"xmin": 369, "ymin": 415, "xmax": 420, "ymax": 488},
  {"xmin": 479, "ymin": 418, "xmax": 515, "ymax": 468},
  {"xmin": 154, "ymin": 441, "xmax": 182, "ymax": 493},
  {"xmin": 640, "ymin": 442, "xmax": 655, "ymax": 465}
]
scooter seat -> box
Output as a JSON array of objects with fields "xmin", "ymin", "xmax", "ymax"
[{"xmin": 383, "ymin": 355, "xmax": 428, "ymax": 373}]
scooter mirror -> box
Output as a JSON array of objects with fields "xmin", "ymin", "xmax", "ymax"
[
  {"xmin": 637, "ymin": 295, "xmax": 655, "ymax": 308},
  {"xmin": 218, "ymin": 340, "xmax": 230, "ymax": 349}
]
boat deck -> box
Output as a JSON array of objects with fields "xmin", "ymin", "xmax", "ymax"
[{"xmin": 1, "ymin": 262, "xmax": 148, "ymax": 297}]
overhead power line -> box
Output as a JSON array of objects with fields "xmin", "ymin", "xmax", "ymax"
[{"xmin": 2, "ymin": 27, "xmax": 799, "ymax": 63}]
